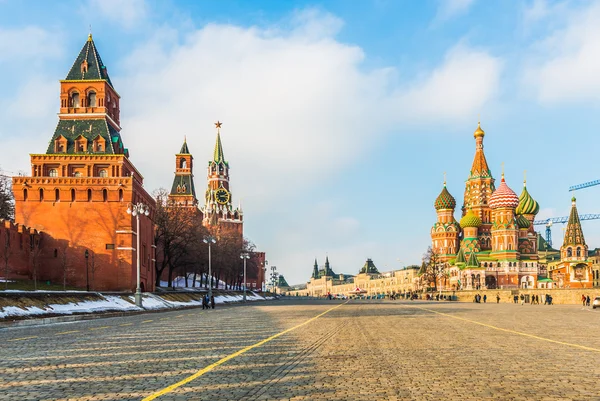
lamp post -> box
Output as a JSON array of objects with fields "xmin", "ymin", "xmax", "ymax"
[
  {"xmin": 262, "ymin": 260, "xmax": 268, "ymax": 292},
  {"xmin": 85, "ymin": 249, "xmax": 89, "ymax": 292},
  {"xmin": 241, "ymin": 252, "xmax": 250, "ymax": 302},
  {"xmin": 126, "ymin": 202, "xmax": 150, "ymax": 308},
  {"xmin": 203, "ymin": 235, "xmax": 216, "ymax": 299},
  {"xmin": 270, "ymin": 265, "xmax": 278, "ymax": 294}
]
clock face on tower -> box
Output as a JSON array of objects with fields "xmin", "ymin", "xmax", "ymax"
[{"xmin": 215, "ymin": 188, "xmax": 230, "ymax": 204}]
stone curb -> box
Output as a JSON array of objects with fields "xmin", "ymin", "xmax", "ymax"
[{"xmin": 0, "ymin": 299, "xmax": 275, "ymax": 329}]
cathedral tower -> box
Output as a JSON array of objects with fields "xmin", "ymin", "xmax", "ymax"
[
  {"xmin": 201, "ymin": 122, "xmax": 243, "ymax": 234},
  {"xmin": 489, "ymin": 173, "xmax": 519, "ymax": 260},
  {"xmin": 168, "ymin": 138, "xmax": 198, "ymax": 207},
  {"xmin": 12, "ymin": 34, "xmax": 155, "ymax": 291},
  {"xmin": 431, "ymin": 179, "xmax": 460, "ymax": 261},
  {"xmin": 462, "ymin": 122, "xmax": 495, "ymax": 250},
  {"xmin": 515, "ymin": 178, "xmax": 540, "ymax": 257}
]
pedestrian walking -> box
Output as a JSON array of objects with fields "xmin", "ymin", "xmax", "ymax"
[
  {"xmin": 582, "ymin": 294, "xmax": 586, "ymax": 306},
  {"xmin": 202, "ymin": 295, "xmax": 207, "ymax": 310},
  {"xmin": 210, "ymin": 295, "xmax": 215, "ymax": 309},
  {"xmin": 496, "ymin": 293, "xmax": 500, "ymax": 304},
  {"xmin": 586, "ymin": 295, "xmax": 591, "ymax": 307},
  {"xmin": 483, "ymin": 294, "xmax": 487, "ymax": 303},
  {"xmin": 520, "ymin": 294, "xmax": 525, "ymax": 305}
]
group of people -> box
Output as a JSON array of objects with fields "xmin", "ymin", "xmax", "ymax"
[
  {"xmin": 511, "ymin": 294, "xmax": 553, "ymax": 305},
  {"xmin": 473, "ymin": 294, "xmax": 487, "ymax": 303},
  {"xmin": 202, "ymin": 294, "xmax": 215, "ymax": 310},
  {"xmin": 581, "ymin": 294, "xmax": 592, "ymax": 307}
]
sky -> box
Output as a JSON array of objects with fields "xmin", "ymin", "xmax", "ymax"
[{"xmin": 1, "ymin": 0, "xmax": 600, "ymax": 285}]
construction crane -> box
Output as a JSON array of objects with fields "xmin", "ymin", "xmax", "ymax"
[
  {"xmin": 533, "ymin": 214, "xmax": 600, "ymax": 247},
  {"xmin": 569, "ymin": 179, "xmax": 600, "ymax": 192}
]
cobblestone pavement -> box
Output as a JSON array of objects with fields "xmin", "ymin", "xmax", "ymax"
[{"xmin": 1, "ymin": 299, "xmax": 600, "ymax": 401}]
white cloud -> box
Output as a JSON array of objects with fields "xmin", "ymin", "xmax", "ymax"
[
  {"xmin": 435, "ymin": 0, "xmax": 476, "ymax": 21},
  {"xmin": 88, "ymin": 0, "xmax": 147, "ymax": 28},
  {"xmin": 0, "ymin": 26, "xmax": 63, "ymax": 62},
  {"xmin": 524, "ymin": 2, "xmax": 600, "ymax": 104}
]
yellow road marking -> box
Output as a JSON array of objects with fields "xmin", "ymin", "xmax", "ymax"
[
  {"xmin": 55, "ymin": 330, "xmax": 80, "ymax": 336},
  {"xmin": 89, "ymin": 326, "xmax": 110, "ymax": 331},
  {"xmin": 141, "ymin": 320, "xmax": 153, "ymax": 324},
  {"xmin": 119, "ymin": 323, "xmax": 133, "ymax": 327},
  {"xmin": 176, "ymin": 315, "xmax": 184, "ymax": 318},
  {"xmin": 416, "ymin": 306, "xmax": 600, "ymax": 353},
  {"xmin": 143, "ymin": 302, "xmax": 348, "ymax": 400},
  {"xmin": 8, "ymin": 336, "xmax": 38, "ymax": 342}
]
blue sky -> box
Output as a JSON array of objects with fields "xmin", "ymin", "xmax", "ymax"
[{"xmin": 1, "ymin": 0, "xmax": 600, "ymax": 285}]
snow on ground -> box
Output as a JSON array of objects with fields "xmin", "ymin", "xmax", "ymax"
[{"xmin": 0, "ymin": 291, "xmax": 273, "ymax": 319}]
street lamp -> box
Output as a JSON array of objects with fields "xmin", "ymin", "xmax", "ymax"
[
  {"xmin": 270, "ymin": 265, "xmax": 278, "ymax": 294},
  {"xmin": 241, "ymin": 252, "xmax": 250, "ymax": 302},
  {"xmin": 126, "ymin": 202, "xmax": 150, "ymax": 307},
  {"xmin": 85, "ymin": 249, "xmax": 89, "ymax": 291},
  {"xmin": 203, "ymin": 235, "xmax": 216, "ymax": 299},
  {"xmin": 262, "ymin": 260, "xmax": 268, "ymax": 292}
]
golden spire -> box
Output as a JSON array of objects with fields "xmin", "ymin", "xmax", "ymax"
[
  {"xmin": 501, "ymin": 162, "xmax": 505, "ymax": 179},
  {"xmin": 184, "ymin": 135, "xmax": 187, "ymax": 143},
  {"xmin": 473, "ymin": 119, "xmax": 485, "ymax": 138},
  {"xmin": 88, "ymin": 25, "xmax": 93, "ymax": 41}
]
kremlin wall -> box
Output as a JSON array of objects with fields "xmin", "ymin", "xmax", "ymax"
[{"xmin": 0, "ymin": 35, "xmax": 265, "ymax": 292}]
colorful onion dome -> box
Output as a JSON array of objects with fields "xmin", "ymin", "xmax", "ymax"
[
  {"xmin": 515, "ymin": 183, "xmax": 540, "ymax": 215},
  {"xmin": 474, "ymin": 121, "xmax": 485, "ymax": 138},
  {"xmin": 516, "ymin": 215, "xmax": 531, "ymax": 229},
  {"xmin": 489, "ymin": 176, "xmax": 519, "ymax": 209},
  {"xmin": 434, "ymin": 184, "xmax": 456, "ymax": 210},
  {"xmin": 460, "ymin": 209, "xmax": 482, "ymax": 229}
]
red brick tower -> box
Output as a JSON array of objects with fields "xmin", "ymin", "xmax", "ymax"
[
  {"xmin": 168, "ymin": 138, "xmax": 198, "ymax": 208},
  {"xmin": 11, "ymin": 34, "xmax": 155, "ymax": 291},
  {"xmin": 201, "ymin": 122, "xmax": 243, "ymax": 235},
  {"xmin": 431, "ymin": 178, "xmax": 460, "ymax": 262},
  {"xmin": 489, "ymin": 173, "xmax": 519, "ymax": 260}
]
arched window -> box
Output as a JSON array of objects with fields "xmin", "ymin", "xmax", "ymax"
[
  {"xmin": 99, "ymin": 169, "xmax": 107, "ymax": 178},
  {"xmin": 71, "ymin": 92, "xmax": 80, "ymax": 108},
  {"xmin": 74, "ymin": 172, "xmax": 82, "ymax": 177},
  {"xmin": 71, "ymin": 189, "xmax": 76, "ymax": 202},
  {"xmin": 54, "ymin": 249, "xmax": 58, "ymax": 258},
  {"xmin": 102, "ymin": 189, "xmax": 108, "ymax": 202},
  {"xmin": 567, "ymin": 248, "xmax": 572, "ymax": 257},
  {"xmin": 87, "ymin": 189, "xmax": 92, "ymax": 202},
  {"xmin": 55, "ymin": 189, "xmax": 60, "ymax": 202},
  {"xmin": 577, "ymin": 247, "xmax": 581, "ymax": 257},
  {"xmin": 49, "ymin": 169, "xmax": 58, "ymax": 177},
  {"xmin": 23, "ymin": 188, "xmax": 28, "ymax": 201},
  {"xmin": 180, "ymin": 158, "xmax": 187, "ymax": 169},
  {"xmin": 87, "ymin": 91, "xmax": 96, "ymax": 107},
  {"xmin": 118, "ymin": 189, "xmax": 123, "ymax": 202},
  {"xmin": 97, "ymin": 143, "xmax": 102, "ymax": 151},
  {"xmin": 39, "ymin": 188, "xmax": 44, "ymax": 202}
]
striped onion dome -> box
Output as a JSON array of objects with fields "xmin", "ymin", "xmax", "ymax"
[
  {"xmin": 489, "ymin": 176, "xmax": 519, "ymax": 209},
  {"xmin": 434, "ymin": 184, "xmax": 456, "ymax": 210},
  {"xmin": 515, "ymin": 184, "xmax": 540, "ymax": 215},
  {"xmin": 459, "ymin": 209, "xmax": 482, "ymax": 229},
  {"xmin": 516, "ymin": 215, "xmax": 531, "ymax": 229}
]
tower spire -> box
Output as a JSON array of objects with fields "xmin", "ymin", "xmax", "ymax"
[
  {"xmin": 563, "ymin": 197, "xmax": 586, "ymax": 247},
  {"xmin": 213, "ymin": 121, "xmax": 225, "ymax": 163}
]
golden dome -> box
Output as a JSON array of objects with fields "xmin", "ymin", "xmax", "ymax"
[{"xmin": 474, "ymin": 121, "xmax": 485, "ymax": 138}]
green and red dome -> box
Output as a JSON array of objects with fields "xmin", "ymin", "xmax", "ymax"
[
  {"xmin": 515, "ymin": 184, "xmax": 539, "ymax": 215},
  {"xmin": 434, "ymin": 185, "xmax": 456, "ymax": 210}
]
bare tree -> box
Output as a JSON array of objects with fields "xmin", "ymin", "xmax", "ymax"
[
  {"xmin": 89, "ymin": 250, "xmax": 100, "ymax": 291},
  {"xmin": 58, "ymin": 242, "xmax": 70, "ymax": 291},
  {"xmin": 0, "ymin": 170, "xmax": 14, "ymax": 221},
  {"xmin": 29, "ymin": 234, "xmax": 43, "ymax": 291},
  {"xmin": 420, "ymin": 246, "xmax": 446, "ymax": 292}
]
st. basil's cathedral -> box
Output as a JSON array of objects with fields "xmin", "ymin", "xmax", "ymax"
[{"xmin": 431, "ymin": 122, "xmax": 594, "ymax": 290}]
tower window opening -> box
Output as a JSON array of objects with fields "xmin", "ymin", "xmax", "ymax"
[
  {"xmin": 71, "ymin": 92, "xmax": 80, "ymax": 108},
  {"xmin": 55, "ymin": 188, "xmax": 60, "ymax": 202},
  {"xmin": 102, "ymin": 189, "xmax": 108, "ymax": 202},
  {"xmin": 71, "ymin": 189, "xmax": 76, "ymax": 202},
  {"xmin": 87, "ymin": 189, "xmax": 92, "ymax": 202},
  {"xmin": 39, "ymin": 188, "xmax": 44, "ymax": 202},
  {"xmin": 49, "ymin": 169, "xmax": 58, "ymax": 177},
  {"xmin": 99, "ymin": 169, "xmax": 107, "ymax": 178},
  {"xmin": 577, "ymin": 247, "xmax": 581, "ymax": 257},
  {"xmin": 567, "ymin": 248, "xmax": 572, "ymax": 257},
  {"xmin": 118, "ymin": 189, "xmax": 123, "ymax": 202},
  {"xmin": 87, "ymin": 91, "xmax": 96, "ymax": 107},
  {"xmin": 180, "ymin": 158, "xmax": 187, "ymax": 169},
  {"xmin": 74, "ymin": 172, "xmax": 82, "ymax": 177},
  {"xmin": 23, "ymin": 188, "xmax": 28, "ymax": 201}
]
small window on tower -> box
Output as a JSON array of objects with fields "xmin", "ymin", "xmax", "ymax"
[
  {"xmin": 71, "ymin": 92, "xmax": 80, "ymax": 108},
  {"xmin": 99, "ymin": 169, "xmax": 107, "ymax": 178},
  {"xmin": 49, "ymin": 169, "xmax": 58, "ymax": 177},
  {"xmin": 87, "ymin": 91, "xmax": 96, "ymax": 107},
  {"xmin": 180, "ymin": 158, "xmax": 187, "ymax": 169}
]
